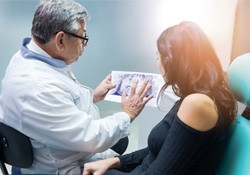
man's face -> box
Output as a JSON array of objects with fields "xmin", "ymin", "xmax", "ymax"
[{"xmin": 62, "ymin": 20, "xmax": 87, "ymax": 64}]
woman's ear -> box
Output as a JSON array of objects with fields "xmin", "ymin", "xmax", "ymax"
[{"xmin": 54, "ymin": 31, "xmax": 65, "ymax": 51}]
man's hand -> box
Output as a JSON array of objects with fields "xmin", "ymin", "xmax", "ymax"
[
  {"xmin": 122, "ymin": 79, "xmax": 153, "ymax": 122},
  {"xmin": 93, "ymin": 74, "xmax": 116, "ymax": 103}
]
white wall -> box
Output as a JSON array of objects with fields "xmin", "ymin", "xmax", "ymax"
[
  {"xmin": 153, "ymin": 0, "xmax": 237, "ymax": 70},
  {"xmin": 232, "ymin": 0, "xmax": 250, "ymax": 59}
]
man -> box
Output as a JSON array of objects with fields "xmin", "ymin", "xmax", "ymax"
[{"xmin": 0, "ymin": 0, "xmax": 153, "ymax": 174}]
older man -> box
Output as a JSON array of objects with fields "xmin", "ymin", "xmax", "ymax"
[{"xmin": 0, "ymin": 0, "xmax": 153, "ymax": 174}]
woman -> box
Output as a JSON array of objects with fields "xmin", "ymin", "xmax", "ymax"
[{"xmin": 83, "ymin": 21, "xmax": 237, "ymax": 175}]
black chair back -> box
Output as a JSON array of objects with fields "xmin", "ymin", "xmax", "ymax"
[{"xmin": 0, "ymin": 122, "xmax": 33, "ymax": 175}]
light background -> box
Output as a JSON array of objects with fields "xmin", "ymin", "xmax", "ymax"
[{"xmin": 0, "ymin": 0, "xmax": 238, "ymax": 115}]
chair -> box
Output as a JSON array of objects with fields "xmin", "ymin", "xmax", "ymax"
[
  {"xmin": 0, "ymin": 122, "xmax": 33, "ymax": 175},
  {"xmin": 215, "ymin": 53, "xmax": 250, "ymax": 175},
  {"xmin": 215, "ymin": 115, "xmax": 250, "ymax": 175},
  {"xmin": 228, "ymin": 53, "xmax": 250, "ymax": 121},
  {"xmin": 227, "ymin": 53, "xmax": 250, "ymax": 108}
]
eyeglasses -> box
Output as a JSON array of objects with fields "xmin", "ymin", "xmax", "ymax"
[{"xmin": 64, "ymin": 31, "xmax": 89, "ymax": 46}]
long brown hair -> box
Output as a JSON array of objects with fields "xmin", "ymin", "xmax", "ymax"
[{"xmin": 157, "ymin": 21, "xmax": 237, "ymax": 128}]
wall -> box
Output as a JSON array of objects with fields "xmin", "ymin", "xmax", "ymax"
[
  {"xmin": 0, "ymin": 0, "xmax": 237, "ymax": 99},
  {"xmin": 231, "ymin": 0, "xmax": 250, "ymax": 60}
]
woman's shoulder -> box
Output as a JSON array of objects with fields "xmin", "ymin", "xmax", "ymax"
[{"xmin": 177, "ymin": 93, "xmax": 218, "ymax": 132}]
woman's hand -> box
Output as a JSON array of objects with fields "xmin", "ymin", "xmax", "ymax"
[
  {"xmin": 122, "ymin": 79, "xmax": 154, "ymax": 122},
  {"xmin": 83, "ymin": 157, "xmax": 120, "ymax": 175},
  {"xmin": 93, "ymin": 74, "xmax": 116, "ymax": 103}
]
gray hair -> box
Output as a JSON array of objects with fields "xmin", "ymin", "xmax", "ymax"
[{"xmin": 32, "ymin": 0, "xmax": 89, "ymax": 44}]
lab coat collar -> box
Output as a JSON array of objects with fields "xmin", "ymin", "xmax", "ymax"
[{"xmin": 21, "ymin": 38, "xmax": 67, "ymax": 68}]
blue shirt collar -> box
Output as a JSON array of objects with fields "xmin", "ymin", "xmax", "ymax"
[{"xmin": 21, "ymin": 38, "xmax": 67, "ymax": 68}]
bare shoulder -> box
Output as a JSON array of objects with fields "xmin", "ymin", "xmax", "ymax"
[{"xmin": 177, "ymin": 93, "xmax": 218, "ymax": 131}]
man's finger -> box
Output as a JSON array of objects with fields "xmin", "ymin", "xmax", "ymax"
[
  {"xmin": 143, "ymin": 94, "xmax": 154, "ymax": 105},
  {"xmin": 129, "ymin": 79, "xmax": 139, "ymax": 96},
  {"xmin": 121, "ymin": 90, "xmax": 126, "ymax": 101},
  {"xmin": 140, "ymin": 83, "xmax": 152, "ymax": 98}
]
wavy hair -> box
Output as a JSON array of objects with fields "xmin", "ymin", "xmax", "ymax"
[
  {"xmin": 31, "ymin": 0, "xmax": 89, "ymax": 44},
  {"xmin": 157, "ymin": 21, "xmax": 237, "ymax": 128}
]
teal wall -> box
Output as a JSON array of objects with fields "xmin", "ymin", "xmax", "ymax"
[{"xmin": 0, "ymin": 0, "xmax": 164, "ymax": 115}]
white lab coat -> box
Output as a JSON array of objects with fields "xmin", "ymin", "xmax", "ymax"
[{"xmin": 0, "ymin": 38, "xmax": 130, "ymax": 174}]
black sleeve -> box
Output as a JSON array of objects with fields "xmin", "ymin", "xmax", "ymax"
[
  {"xmin": 140, "ymin": 115, "xmax": 214, "ymax": 175},
  {"xmin": 118, "ymin": 147, "xmax": 149, "ymax": 172}
]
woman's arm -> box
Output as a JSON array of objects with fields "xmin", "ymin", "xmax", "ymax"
[
  {"xmin": 118, "ymin": 147, "xmax": 149, "ymax": 171},
  {"xmin": 83, "ymin": 147, "xmax": 149, "ymax": 175}
]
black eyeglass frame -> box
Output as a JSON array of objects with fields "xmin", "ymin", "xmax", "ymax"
[{"xmin": 63, "ymin": 31, "xmax": 89, "ymax": 45}]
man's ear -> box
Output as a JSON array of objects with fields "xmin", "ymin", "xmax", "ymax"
[{"xmin": 54, "ymin": 31, "xmax": 65, "ymax": 51}]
